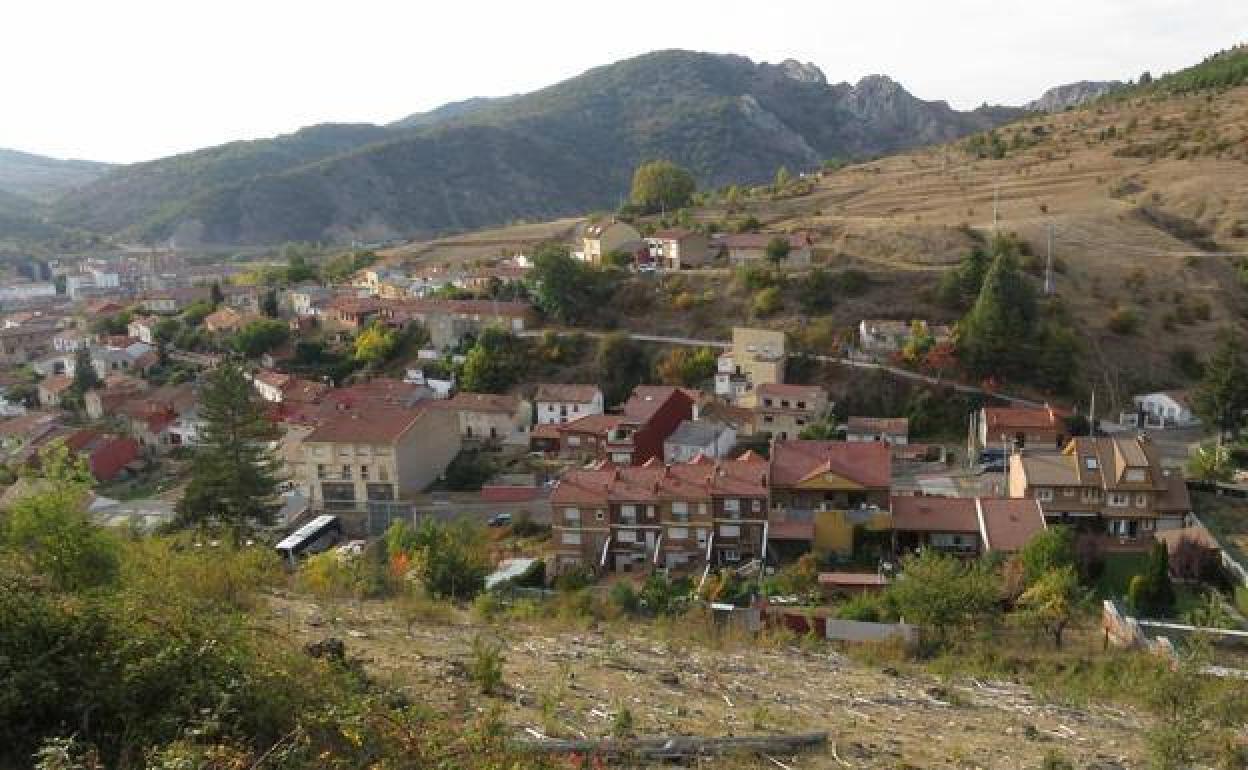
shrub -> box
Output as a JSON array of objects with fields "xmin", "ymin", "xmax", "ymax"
[
  {"xmin": 752, "ymin": 287, "xmax": 783, "ymax": 317},
  {"xmin": 609, "ymin": 581, "xmax": 640, "ymax": 614},
  {"xmin": 1107, "ymin": 307, "xmax": 1140, "ymax": 335},
  {"xmin": 834, "ymin": 268, "xmax": 871, "ymax": 297},
  {"xmin": 469, "ymin": 634, "xmax": 505, "ymax": 695},
  {"xmin": 836, "ymin": 593, "xmax": 885, "ymax": 622}
]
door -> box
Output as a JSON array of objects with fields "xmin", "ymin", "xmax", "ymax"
[{"xmin": 645, "ymin": 530, "xmax": 656, "ymax": 555}]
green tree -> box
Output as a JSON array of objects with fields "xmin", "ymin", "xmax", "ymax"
[
  {"xmin": 1014, "ymin": 566, "xmax": 1088, "ymax": 648},
  {"xmin": 1018, "ymin": 527, "xmax": 1076, "ymax": 586},
  {"xmin": 654, "ymin": 346, "xmax": 717, "ymax": 387},
  {"xmin": 460, "ymin": 327, "xmax": 527, "ymax": 393},
  {"xmin": 353, "ymin": 322, "xmax": 397, "ymax": 365},
  {"xmin": 1187, "ymin": 442, "xmax": 1233, "ymax": 482},
  {"xmin": 957, "ymin": 251, "xmax": 1039, "ymax": 377},
  {"xmin": 1193, "ymin": 331, "xmax": 1248, "ymax": 441},
  {"xmin": 69, "ymin": 347, "xmax": 100, "ymax": 396},
  {"xmin": 1127, "ymin": 541, "xmax": 1177, "ymax": 616},
  {"xmin": 176, "ymin": 360, "xmax": 282, "ymax": 542},
  {"xmin": 752, "ymin": 286, "xmax": 782, "ymax": 317},
  {"xmin": 798, "ymin": 268, "xmax": 835, "ymax": 313},
  {"xmin": 887, "ymin": 551, "xmax": 1001, "ymax": 643},
  {"xmin": 630, "ymin": 160, "xmax": 696, "ymax": 214},
  {"xmin": 260, "ymin": 288, "xmax": 279, "ymax": 318},
  {"xmin": 764, "ymin": 236, "xmax": 791, "ymax": 263},
  {"xmin": 232, "ymin": 318, "xmax": 290, "ymax": 358},
  {"xmin": 528, "ymin": 243, "xmax": 616, "ymax": 325},
  {"xmin": 596, "ymin": 333, "xmax": 648, "ymax": 406}
]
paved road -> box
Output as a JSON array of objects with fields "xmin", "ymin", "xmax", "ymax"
[{"xmin": 520, "ymin": 329, "xmax": 1045, "ymax": 407}]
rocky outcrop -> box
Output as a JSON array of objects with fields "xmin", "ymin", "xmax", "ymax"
[{"xmin": 1026, "ymin": 80, "xmax": 1124, "ymax": 112}]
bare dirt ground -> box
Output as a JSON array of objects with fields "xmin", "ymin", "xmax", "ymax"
[{"xmin": 265, "ymin": 594, "xmax": 1150, "ymax": 769}]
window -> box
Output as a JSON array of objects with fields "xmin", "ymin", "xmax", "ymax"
[
  {"xmin": 696, "ymin": 528, "xmax": 708, "ymax": 546},
  {"xmin": 723, "ymin": 549, "xmax": 740, "ymax": 562},
  {"xmin": 1035, "ymin": 488, "xmax": 1054, "ymax": 502},
  {"xmin": 797, "ymin": 401, "xmax": 807, "ymax": 409},
  {"xmin": 669, "ymin": 527, "xmax": 688, "ymax": 540},
  {"xmin": 646, "ymin": 505, "xmax": 656, "ymax": 520},
  {"xmin": 563, "ymin": 507, "xmax": 580, "ymax": 523},
  {"xmin": 620, "ymin": 504, "xmax": 636, "ymax": 518},
  {"xmin": 360, "ymin": 465, "xmax": 370, "ymax": 481},
  {"xmin": 1063, "ymin": 487, "xmax": 1076, "ymax": 498},
  {"xmin": 763, "ymin": 398, "xmax": 773, "ymax": 407},
  {"xmin": 719, "ymin": 524, "xmax": 741, "ymax": 537},
  {"xmin": 1081, "ymin": 488, "xmax": 1101, "ymax": 503},
  {"xmin": 671, "ymin": 501, "xmax": 689, "ymax": 520},
  {"xmin": 1125, "ymin": 469, "xmax": 1146, "ymax": 483},
  {"xmin": 1135, "ymin": 494, "xmax": 1148, "ymax": 508},
  {"xmin": 561, "ymin": 532, "xmax": 582, "ymax": 545},
  {"xmin": 567, "ymin": 435, "xmax": 581, "ymax": 447},
  {"xmin": 763, "ymin": 416, "xmax": 774, "ymax": 424},
  {"xmin": 378, "ymin": 466, "xmax": 389, "ymax": 482},
  {"xmin": 1109, "ymin": 492, "xmax": 1129, "ymax": 507},
  {"xmin": 796, "ymin": 418, "xmax": 806, "ymax": 426},
  {"xmin": 723, "ymin": 498, "xmax": 741, "ymax": 514},
  {"xmin": 595, "ymin": 510, "xmax": 605, "ymax": 521},
  {"xmin": 617, "ymin": 530, "xmax": 637, "ymax": 544},
  {"xmin": 1084, "ymin": 456, "xmax": 1098, "ymax": 470},
  {"xmin": 341, "ymin": 465, "xmax": 352, "ymax": 480},
  {"xmin": 1141, "ymin": 519, "xmax": 1154, "ymax": 531},
  {"xmin": 751, "ymin": 499, "xmax": 762, "ymax": 513},
  {"xmin": 781, "ymin": 400, "xmax": 791, "ymax": 409}
]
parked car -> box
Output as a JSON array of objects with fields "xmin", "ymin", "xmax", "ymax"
[{"xmin": 487, "ymin": 512, "xmax": 513, "ymax": 528}]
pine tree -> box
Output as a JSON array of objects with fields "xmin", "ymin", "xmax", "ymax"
[
  {"xmin": 176, "ymin": 360, "xmax": 282, "ymax": 542},
  {"xmin": 210, "ymin": 281, "xmax": 224, "ymax": 308},
  {"xmin": 1193, "ymin": 331, "xmax": 1248, "ymax": 442},
  {"xmin": 70, "ymin": 347, "xmax": 100, "ymax": 395},
  {"xmin": 260, "ymin": 288, "xmax": 279, "ymax": 318},
  {"xmin": 957, "ymin": 252, "xmax": 1038, "ymax": 378}
]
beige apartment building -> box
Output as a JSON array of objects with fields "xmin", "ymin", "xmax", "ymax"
[
  {"xmin": 715, "ymin": 327, "xmax": 786, "ymax": 403},
  {"xmin": 300, "ymin": 404, "xmax": 460, "ymax": 512}
]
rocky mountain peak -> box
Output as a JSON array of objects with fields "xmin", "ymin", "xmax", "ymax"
[
  {"xmin": 1026, "ymin": 80, "xmax": 1124, "ymax": 112},
  {"xmin": 777, "ymin": 59, "xmax": 827, "ymax": 85}
]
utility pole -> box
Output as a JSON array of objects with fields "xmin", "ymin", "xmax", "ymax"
[
  {"xmin": 992, "ymin": 179, "xmax": 999, "ymax": 233},
  {"xmin": 1044, "ymin": 222, "xmax": 1055, "ymax": 295},
  {"xmin": 1089, "ymin": 388, "xmax": 1097, "ymax": 436}
]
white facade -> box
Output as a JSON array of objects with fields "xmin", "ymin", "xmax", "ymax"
[
  {"xmin": 1130, "ymin": 392, "xmax": 1199, "ymax": 428},
  {"xmin": 127, "ymin": 319, "xmax": 156, "ymax": 344},
  {"xmin": 536, "ymin": 393, "xmax": 604, "ymax": 425}
]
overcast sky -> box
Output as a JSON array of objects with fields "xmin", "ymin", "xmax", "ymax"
[{"xmin": 5, "ymin": 0, "xmax": 1245, "ymax": 164}]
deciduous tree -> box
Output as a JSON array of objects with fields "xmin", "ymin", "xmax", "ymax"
[{"xmin": 630, "ymin": 160, "xmax": 696, "ymax": 214}]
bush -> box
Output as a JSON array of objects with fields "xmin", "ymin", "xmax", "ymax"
[
  {"xmin": 469, "ymin": 635, "xmax": 505, "ymax": 695},
  {"xmin": 836, "ymin": 593, "xmax": 887, "ymax": 622},
  {"xmin": 834, "ymin": 268, "xmax": 871, "ymax": 297},
  {"xmin": 1107, "ymin": 307, "xmax": 1140, "ymax": 335},
  {"xmin": 609, "ymin": 581, "xmax": 640, "ymax": 614},
  {"xmin": 752, "ymin": 287, "xmax": 783, "ymax": 317}
]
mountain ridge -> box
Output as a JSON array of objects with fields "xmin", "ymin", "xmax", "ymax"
[{"xmin": 49, "ymin": 49, "xmax": 1024, "ymax": 246}]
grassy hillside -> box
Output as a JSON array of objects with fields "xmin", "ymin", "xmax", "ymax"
[
  {"xmin": 51, "ymin": 50, "xmax": 1020, "ymax": 246},
  {"xmin": 0, "ymin": 147, "xmax": 112, "ymax": 202}
]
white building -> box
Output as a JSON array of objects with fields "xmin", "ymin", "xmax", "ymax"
[
  {"xmin": 663, "ymin": 420, "xmax": 737, "ymax": 464},
  {"xmin": 0, "ymin": 282, "xmax": 56, "ymax": 302},
  {"xmin": 127, "ymin": 318, "xmax": 156, "ymax": 345},
  {"xmin": 1126, "ymin": 391, "xmax": 1199, "ymax": 429},
  {"xmin": 533, "ymin": 383, "xmax": 604, "ymax": 425}
]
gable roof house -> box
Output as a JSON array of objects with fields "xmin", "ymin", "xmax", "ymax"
[
  {"xmin": 977, "ymin": 405, "xmax": 1066, "ymax": 451},
  {"xmin": 580, "ymin": 221, "xmax": 643, "ymax": 267},
  {"xmin": 558, "ymin": 386, "xmax": 694, "ymax": 466},
  {"xmin": 204, "ymin": 306, "xmax": 261, "ymax": 334},
  {"xmin": 722, "ymin": 232, "xmax": 814, "ymax": 266},
  {"xmin": 534, "ymin": 383, "xmax": 604, "ymax": 425},
  {"xmin": 118, "ymin": 383, "xmax": 199, "ymax": 452},
  {"xmin": 64, "ymin": 430, "xmax": 141, "ymax": 482},
  {"xmin": 644, "ymin": 229, "xmax": 712, "ymax": 270},
  {"xmin": 37, "ymin": 375, "xmax": 74, "ymax": 408},
  {"xmin": 439, "ymin": 392, "xmax": 531, "ymax": 448},
  {"xmin": 1008, "ymin": 435, "xmax": 1192, "ymax": 548},
  {"xmin": 846, "ymin": 416, "xmax": 910, "ymax": 445},
  {"xmin": 768, "ymin": 440, "xmax": 892, "ymax": 552},
  {"xmin": 663, "ymin": 419, "xmax": 737, "ymax": 463}
]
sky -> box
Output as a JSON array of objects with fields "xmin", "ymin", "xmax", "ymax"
[{"xmin": 5, "ymin": 0, "xmax": 1246, "ymax": 164}]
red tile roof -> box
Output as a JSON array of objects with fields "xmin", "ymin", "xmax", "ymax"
[
  {"xmin": 622, "ymin": 386, "xmax": 689, "ymax": 421},
  {"xmin": 442, "ymin": 392, "xmax": 521, "ymax": 414},
  {"xmin": 304, "ymin": 404, "xmax": 428, "ymax": 445},
  {"xmin": 770, "ymin": 440, "xmax": 891, "ymax": 489},
  {"xmin": 984, "ymin": 406, "xmax": 1060, "ymax": 434},
  {"xmin": 557, "ymin": 413, "xmax": 626, "ymax": 435},
  {"xmin": 978, "ymin": 498, "xmax": 1046, "ymax": 552},
  {"xmin": 890, "ymin": 496, "xmax": 979, "ymax": 533},
  {"xmin": 847, "ymin": 416, "xmax": 910, "ymax": 435}
]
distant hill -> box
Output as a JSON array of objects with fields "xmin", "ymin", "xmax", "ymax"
[
  {"xmin": 1026, "ymin": 80, "xmax": 1124, "ymax": 112},
  {"xmin": 0, "ymin": 148, "xmax": 112, "ymax": 202},
  {"xmin": 52, "ymin": 50, "xmax": 1022, "ymax": 246}
]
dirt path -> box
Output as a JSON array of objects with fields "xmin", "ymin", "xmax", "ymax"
[{"xmin": 265, "ymin": 594, "xmax": 1148, "ymax": 769}]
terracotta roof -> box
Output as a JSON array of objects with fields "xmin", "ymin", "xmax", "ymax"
[
  {"xmin": 304, "ymin": 404, "xmax": 427, "ymax": 445},
  {"xmin": 978, "ymin": 498, "xmax": 1046, "ymax": 552},
  {"xmin": 984, "ymin": 406, "xmax": 1059, "ymax": 434},
  {"xmin": 622, "ymin": 386, "xmax": 690, "ymax": 421},
  {"xmin": 558, "ymin": 413, "xmax": 626, "ymax": 435},
  {"xmin": 847, "ymin": 416, "xmax": 909, "ymax": 435},
  {"xmin": 890, "ymin": 495, "xmax": 979, "ymax": 533},
  {"xmin": 443, "ymin": 392, "xmax": 521, "ymax": 414},
  {"xmin": 550, "ymin": 453, "xmax": 768, "ymax": 507},
  {"xmin": 531, "ymin": 422, "xmax": 562, "ymax": 440},
  {"xmin": 770, "ymin": 440, "xmax": 891, "ymax": 489},
  {"xmin": 254, "ymin": 369, "xmax": 293, "ymax": 389},
  {"xmin": 534, "ymin": 383, "xmax": 601, "ymax": 404}
]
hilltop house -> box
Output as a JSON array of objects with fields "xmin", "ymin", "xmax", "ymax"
[
  {"xmin": 977, "ymin": 405, "xmax": 1066, "ymax": 451},
  {"xmin": 768, "ymin": 440, "xmax": 892, "ymax": 554},
  {"xmin": 557, "ymin": 385, "xmax": 694, "ymax": 466},
  {"xmin": 644, "ymin": 229, "xmax": 712, "ymax": 270},
  {"xmin": 382, "ymin": 299, "xmax": 535, "ymax": 350},
  {"xmin": 723, "ymin": 232, "xmax": 813, "ymax": 266},
  {"xmin": 580, "ymin": 221, "xmax": 643, "ymax": 266},
  {"xmin": 1126, "ymin": 391, "xmax": 1199, "ymax": 429}
]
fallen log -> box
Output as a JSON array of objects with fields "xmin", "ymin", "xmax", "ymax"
[{"xmin": 512, "ymin": 731, "xmax": 828, "ymax": 761}]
